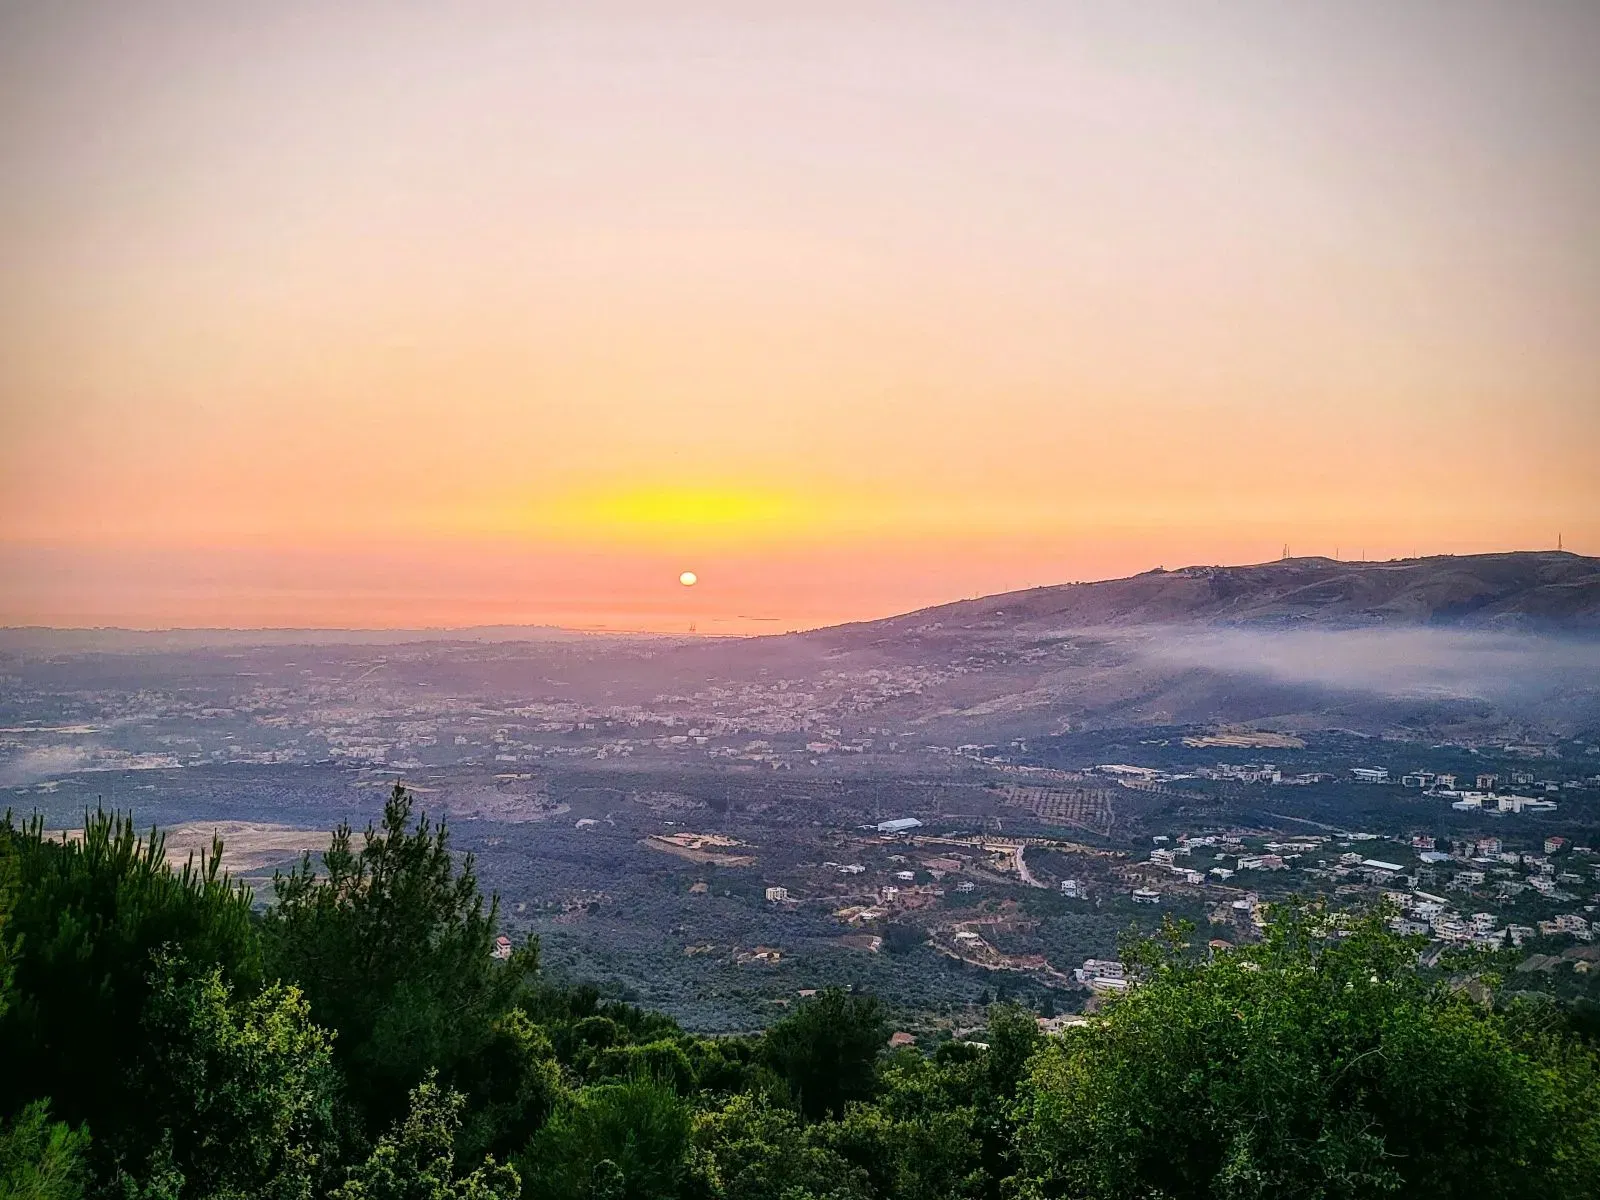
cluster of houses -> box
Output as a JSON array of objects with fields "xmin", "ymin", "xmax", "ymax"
[
  {"xmin": 1378, "ymin": 833, "xmax": 1597, "ymax": 948},
  {"xmin": 1123, "ymin": 824, "xmax": 1598, "ymax": 952},
  {"xmin": 1198, "ymin": 763, "xmax": 1329, "ymax": 786},
  {"xmin": 1094, "ymin": 762, "xmax": 1328, "ymax": 786},
  {"xmin": 1351, "ymin": 766, "xmax": 1568, "ymax": 813},
  {"xmin": 1388, "ymin": 892, "xmax": 1592, "ymax": 947},
  {"xmin": 1084, "ymin": 761, "xmax": 1594, "ymax": 810},
  {"xmin": 1140, "ymin": 833, "xmax": 1336, "ymax": 891},
  {"xmin": 1072, "ymin": 929, "xmax": 1258, "ymax": 996}
]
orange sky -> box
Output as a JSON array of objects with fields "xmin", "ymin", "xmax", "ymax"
[{"xmin": 2, "ymin": 3, "xmax": 1597, "ymax": 631}]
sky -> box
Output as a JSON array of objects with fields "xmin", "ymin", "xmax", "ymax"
[{"xmin": 2, "ymin": 1, "xmax": 1597, "ymax": 632}]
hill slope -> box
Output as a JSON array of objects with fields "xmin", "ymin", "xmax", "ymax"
[
  {"xmin": 758, "ymin": 553, "xmax": 1600, "ymax": 741},
  {"xmin": 829, "ymin": 551, "xmax": 1600, "ymax": 639}
]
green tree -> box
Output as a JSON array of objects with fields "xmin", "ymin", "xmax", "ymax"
[
  {"xmin": 1012, "ymin": 904, "xmax": 1600, "ymax": 1200},
  {"xmin": 882, "ymin": 923, "xmax": 922, "ymax": 956},
  {"xmin": 0, "ymin": 813, "xmax": 256, "ymax": 1181},
  {"xmin": 262, "ymin": 786, "xmax": 536, "ymax": 1134},
  {"xmin": 0, "ymin": 831, "xmax": 14, "ymax": 1007},
  {"xmin": 681, "ymin": 1037, "xmax": 779, "ymax": 1104},
  {"xmin": 119, "ymin": 954, "xmax": 340, "ymax": 1199},
  {"xmin": 331, "ymin": 1075, "xmax": 519, "ymax": 1200},
  {"xmin": 451, "ymin": 1009, "xmax": 565, "ymax": 1165},
  {"xmin": 762, "ymin": 990, "xmax": 888, "ymax": 1120},
  {"xmin": 686, "ymin": 1094, "xmax": 868, "ymax": 1200},
  {"xmin": 979, "ymin": 1003, "xmax": 1042, "ymax": 1101},
  {"xmin": 0, "ymin": 838, "xmax": 91, "ymax": 1200},
  {"xmin": 0, "ymin": 1101, "xmax": 91, "ymax": 1200},
  {"xmin": 587, "ymin": 1160, "xmax": 625, "ymax": 1200},
  {"xmin": 812, "ymin": 1098, "xmax": 984, "ymax": 1200},
  {"xmin": 519, "ymin": 1078, "xmax": 690, "ymax": 1200},
  {"xmin": 590, "ymin": 1040, "xmax": 696, "ymax": 1094},
  {"xmin": 881, "ymin": 1035, "xmax": 1013, "ymax": 1200}
]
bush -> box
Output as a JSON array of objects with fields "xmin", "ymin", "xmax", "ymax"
[
  {"xmin": 1012, "ymin": 906, "xmax": 1600, "ymax": 1200},
  {"xmin": 126, "ymin": 953, "xmax": 340, "ymax": 1198},
  {"xmin": 261, "ymin": 785, "xmax": 538, "ymax": 1136},
  {"xmin": 0, "ymin": 812, "xmax": 259, "ymax": 1168},
  {"xmin": 518, "ymin": 1078, "xmax": 691, "ymax": 1200},
  {"xmin": 763, "ymin": 989, "xmax": 888, "ymax": 1120}
]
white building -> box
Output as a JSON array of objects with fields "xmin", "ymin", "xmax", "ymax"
[
  {"xmin": 1074, "ymin": 958, "xmax": 1126, "ymax": 985},
  {"xmin": 764, "ymin": 886, "xmax": 789, "ymax": 902},
  {"xmin": 1498, "ymin": 795, "xmax": 1558, "ymax": 813},
  {"xmin": 1096, "ymin": 764, "xmax": 1160, "ymax": 778},
  {"xmin": 876, "ymin": 817, "xmax": 924, "ymax": 834}
]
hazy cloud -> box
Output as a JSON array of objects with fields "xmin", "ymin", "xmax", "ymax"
[
  {"xmin": 1137, "ymin": 627, "xmax": 1600, "ymax": 704},
  {"xmin": 0, "ymin": 744, "xmax": 95, "ymax": 787}
]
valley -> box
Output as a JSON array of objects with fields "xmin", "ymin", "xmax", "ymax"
[{"xmin": 4, "ymin": 552, "xmax": 1599, "ymax": 1030}]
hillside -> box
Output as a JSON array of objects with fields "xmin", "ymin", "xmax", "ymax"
[
  {"xmin": 2, "ymin": 553, "xmax": 1594, "ymax": 758},
  {"xmin": 742, "ymin": 553, "xmax": 1600, "ymax": 742},
  {"xmin": 828, "ymin": 552, "xmax": 1600, "ymax": 640}
]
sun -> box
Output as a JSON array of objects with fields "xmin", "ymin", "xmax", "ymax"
[{"xmin": 679, "ymin": 571, "xmax": 698, "ymax": 587}]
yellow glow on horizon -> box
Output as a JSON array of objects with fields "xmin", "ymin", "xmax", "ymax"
[
  {"xmin": 507, "ymin": 485, "xmax": 1097, "ymax": 549},
  {"xmin": 514, "ymin": 485, "xmax": 878, "ymax": 546},
  {"xmin": 578, "ymin": 487, "xmax": 799, "ymax": 532}
]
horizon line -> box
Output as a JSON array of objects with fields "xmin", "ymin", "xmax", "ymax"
[{"xmin": 2, "ymin": 546, "xmax": 1588, "ymax": 640}]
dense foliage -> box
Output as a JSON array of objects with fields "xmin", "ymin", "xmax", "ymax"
[
  {"xmin": 1013, "ymin": 911, "xmax": 1600, "ymax": 1199},
  {"xmin": 3, "ymin": 788, "xmax": 1600, "ymax": 1200},
  {"xmin": 261, "ymin": 789, "xmax": 537, "ymax": 1138}
]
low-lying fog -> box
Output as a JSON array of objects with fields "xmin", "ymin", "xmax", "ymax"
[{"xmin": 1138, "ymin": 627, "xmax": 1600, "ymax": 706}]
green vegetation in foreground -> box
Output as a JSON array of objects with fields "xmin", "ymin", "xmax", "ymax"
[{"xmin": 2, "ymin": 786, "xmax": 1599, "ymax": 1199}]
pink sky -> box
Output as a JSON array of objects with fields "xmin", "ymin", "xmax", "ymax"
[{"xmin": 2, "ymin": 3, "xmax": 1596, "ymax": 631}]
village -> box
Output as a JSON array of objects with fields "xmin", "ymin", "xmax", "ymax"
[{"xmin": 643, "ymin": 803, "xmax": 1600, "ymax": 1018}]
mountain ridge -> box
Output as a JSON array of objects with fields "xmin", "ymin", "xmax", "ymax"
[{"xmin": 816, "ymin": 551, "xmax": 1600, "ymax": 641}]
